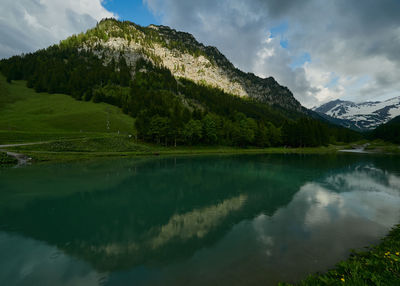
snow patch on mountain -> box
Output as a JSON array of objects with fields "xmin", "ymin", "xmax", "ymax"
[{"xmin": 313, "ymin": 97, "xmax": 400, "ymax": 130}]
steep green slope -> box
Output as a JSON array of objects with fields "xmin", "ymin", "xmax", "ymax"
[{"xmin": 0, "ymin": 75, "xmax": 135, "ymax": 143}]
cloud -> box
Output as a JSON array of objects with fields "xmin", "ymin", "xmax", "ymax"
[
  {"xmin": 145, "ymin": 0, "xmax": 400, "ymax": 107},
  {"xmin": 1, "ymin": 0, "xmax": 399, "ymax": 107},
  {"xmin": 0, "ymin": 0, "xmax": 114, "ymax": 59},
  {"xmin": 0, "ymin": 232, "xmax": 105, "ymax": 286}
]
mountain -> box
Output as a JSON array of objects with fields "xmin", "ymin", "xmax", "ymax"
[
  {"xmin": 313, "ymin": 97, "xmax": 400, "ymax": 130},
  {"xmin": 0, "ymin": 18, "xmax": 360, "ymax": 147},
  {"xmin": 66, "ymin": 19, "xmax": 302, "ymax": 111}
]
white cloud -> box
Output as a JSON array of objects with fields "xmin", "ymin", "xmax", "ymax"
[
  {"xmin": 0, "ymin": 0, "xmax": 114, "ymax": 59},
  {"xmin": 0, "ymin": 232, "xmax": 105, "ymax": 286}
]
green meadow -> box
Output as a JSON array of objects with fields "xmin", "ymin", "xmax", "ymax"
[{"xmin": 0, "ymin": 75, "xmax": 135, "ymax": 144}]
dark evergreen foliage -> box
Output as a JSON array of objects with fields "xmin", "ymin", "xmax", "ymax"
[
  {"xmin": 372, "ymin": 116, "xmax": 400, "ymax": 143},
  {"xmin": 0, "ymin": 44, "xmax": 360, "ymax": 147}
]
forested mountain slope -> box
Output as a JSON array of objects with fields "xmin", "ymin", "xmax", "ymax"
[{"xmin": 0, "ymin": 18, "xmax": 360, "ymax": 147}]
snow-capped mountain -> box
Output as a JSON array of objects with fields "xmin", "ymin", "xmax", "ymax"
[{"xmin": 313, "ymin": 97, "xmax": 400, "ymax": 130}]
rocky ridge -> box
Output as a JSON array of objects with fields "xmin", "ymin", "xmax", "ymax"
[{"xmin": 68, "ymin": 19, "xmax": 302, "ymax": 111}]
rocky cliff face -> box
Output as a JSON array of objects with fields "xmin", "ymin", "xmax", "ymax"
[{"xmin": 71, "ymin": 19, "xmax": 302, "ymax": 111}]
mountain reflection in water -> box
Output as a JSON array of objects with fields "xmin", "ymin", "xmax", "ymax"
[{"xmin": 0, "ymin": 154, "xmax": 399, "ymax": 286}]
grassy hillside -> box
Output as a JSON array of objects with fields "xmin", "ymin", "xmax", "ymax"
[{"xmin": 0, "ymin": 75, "xmax": 135, "ymax": 143}]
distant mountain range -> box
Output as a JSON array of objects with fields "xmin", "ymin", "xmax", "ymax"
[{"xmin": 313, "ymin": 97, "xmax": 400, "ymax": 130}]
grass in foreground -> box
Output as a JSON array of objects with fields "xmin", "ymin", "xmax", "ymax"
[{"xmin": 280, "ymin": 225, "xmax": 400, "ymax": 285}]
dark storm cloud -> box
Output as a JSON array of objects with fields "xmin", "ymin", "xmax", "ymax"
[{"xmin": 255, "ymin": 0, "xmax": 313, "ymax": 17}]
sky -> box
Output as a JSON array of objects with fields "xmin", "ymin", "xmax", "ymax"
[{"xmin": 0, "ymin": 0, "xmax": 399, "ymax": 107}]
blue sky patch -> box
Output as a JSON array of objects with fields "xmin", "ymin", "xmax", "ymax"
[
  {"xmin": 270, "ymin": 22, "xmax": 289, "ymax": 48},
  {"xmin": 270, "ymin": 22, "xmax": 288, "ymax": 38},
  {"xmin": 280, "ymin": 39, "xmax": 289, "ymax": 49},
  {"xmin": 103, "ymin": 0, "xmax": 158, "ymax": 27},
  {"xmin": 325, "ymin": 75, "xmax": 339, "ymax": 88},
  {"xmin": 290, "ymin": 52, "xmax": 311, "ymax": 69}
]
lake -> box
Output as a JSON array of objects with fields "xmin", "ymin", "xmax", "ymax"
[{"xmin": 0, "ymin": 154, "xmax": 400, "ymax": 285}]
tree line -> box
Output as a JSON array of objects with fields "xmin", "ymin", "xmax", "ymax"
[{"xmin": 0, "ymin": 45, "xmax": 361, "ymax": 147}]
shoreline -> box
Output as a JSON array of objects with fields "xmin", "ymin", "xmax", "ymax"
[
  {"xmin": 280, "ymin": 224, "xmax": 400, "ymax": 285},
  {"xmin": 2, "ymin": 145, "xmax": 343, "ymax": 165},
  {"xmin": 2, "ymin": 143, "xmax": 399, "ymax": 165}
]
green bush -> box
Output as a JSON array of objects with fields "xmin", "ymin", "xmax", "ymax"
[{"xmin": 0, "ymin": 152, "xmax": 17, "ymax": 165}]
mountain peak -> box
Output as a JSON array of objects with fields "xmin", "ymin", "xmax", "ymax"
[
  {"xmin": 65, "ymin": 18, "xmax": 302, "ymax": 111},
  {"xmin": 314, "ymin": 97, "xmax": 400, "ymax": 130}
]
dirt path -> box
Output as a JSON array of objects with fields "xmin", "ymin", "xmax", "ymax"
[
  {"xmin": 0, "ymin": 150, "xmax": 31, "ymax": 165},
  {"xmin": 0, "ymin": 141, "xmax": 49, "ymax": 148},
  {"xmin": 338, "ymin": 143, "xmax": 372, "ymax": 154},
  {"xmin": 0, "ymin": 142, "xmax": 50, "ymax": 165}
]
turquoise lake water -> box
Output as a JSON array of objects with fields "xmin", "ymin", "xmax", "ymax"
[{"xmin": 0, "ymin": 154, "xmax": 399, "ymax": 285}]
